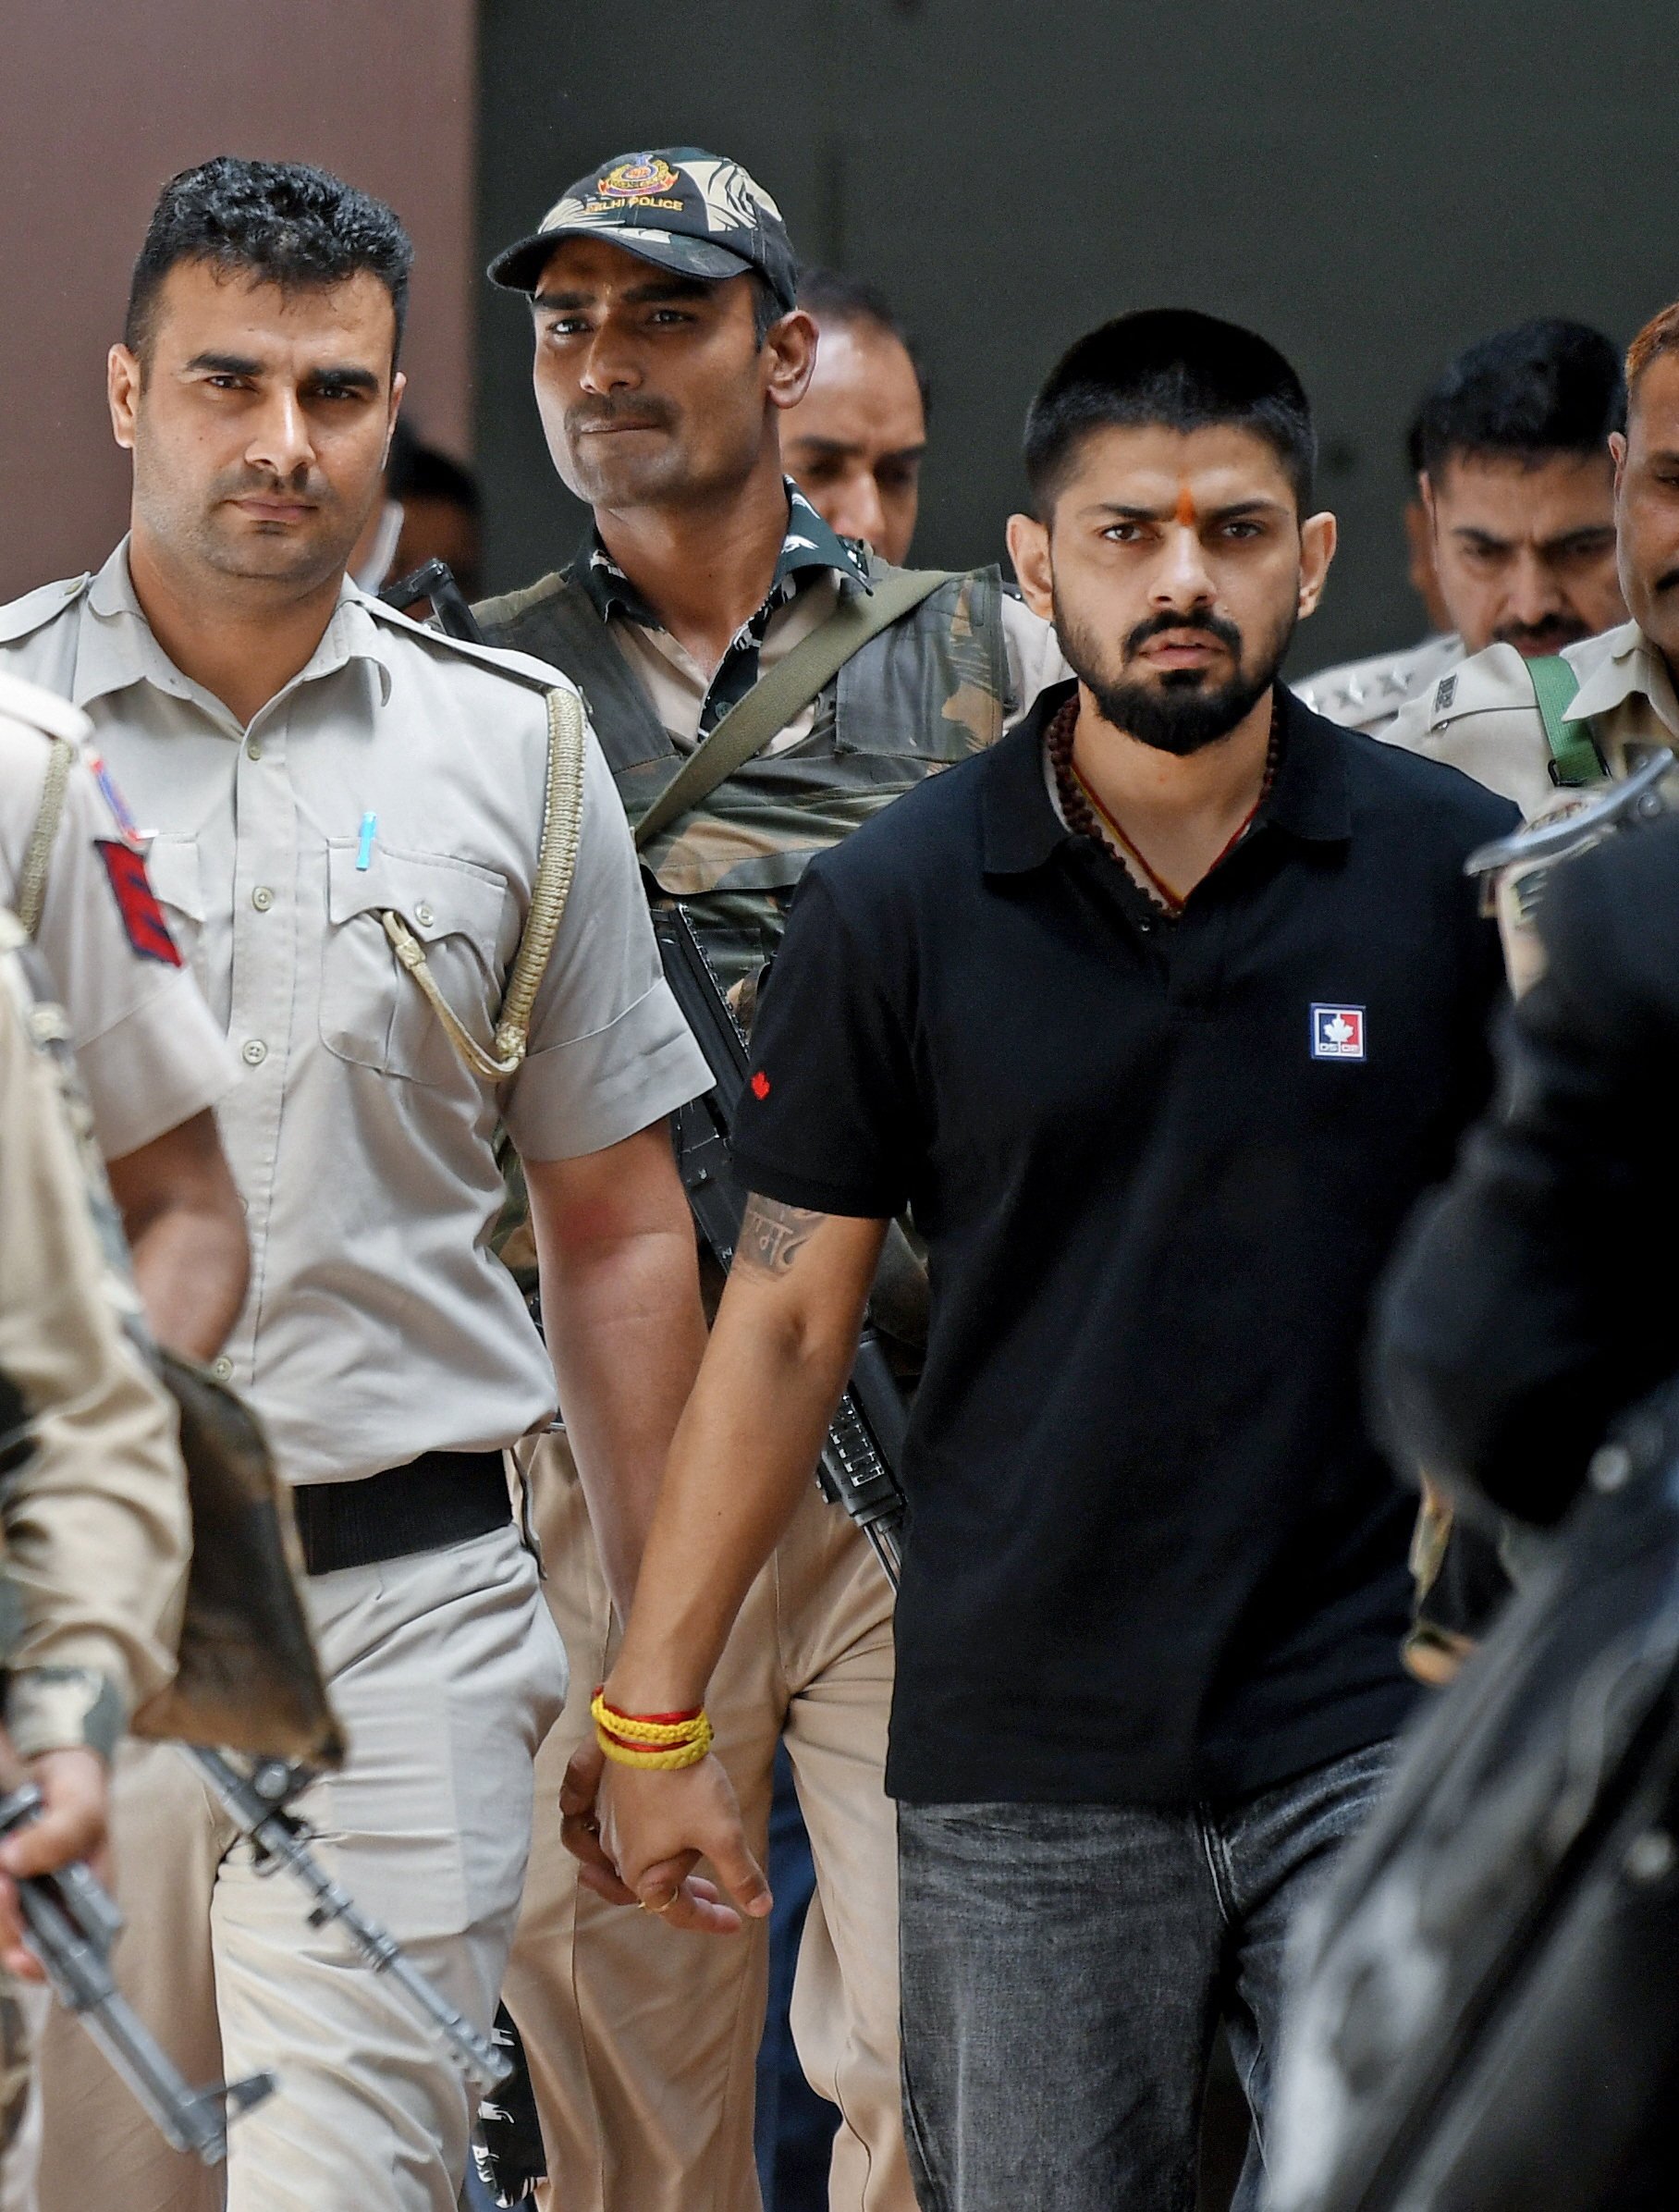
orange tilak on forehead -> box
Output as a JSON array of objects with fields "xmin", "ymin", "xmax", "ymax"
[{"xmin": 1174, "ymin": 485, "xmax": 1198, "ymax": 529}]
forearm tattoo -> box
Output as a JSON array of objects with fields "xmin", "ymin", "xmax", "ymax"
[{"xmin": 737, "ymin": 1194, "xmax": 823, "ymax": 1279}]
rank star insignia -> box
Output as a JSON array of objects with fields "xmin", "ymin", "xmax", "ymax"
[{"xmin": 1310, "ymin": 1004, "xmax": 1366, "ymax": 1061}]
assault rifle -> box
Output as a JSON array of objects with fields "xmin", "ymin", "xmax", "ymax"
[
  {"xmin": 184, "ymin": 1750, "xmax": 509, "ymax": 2093},
  {"xmin": 379, "ymin": 561, "xmax": 910, "ymax": 1588},
  {"xmin": 0, "ymin": 1781, "xmax": 273, "ymax": 2162},
  {"xmin": 652, "ymin": 906, "xmax": 908, "ymax": 1586}
]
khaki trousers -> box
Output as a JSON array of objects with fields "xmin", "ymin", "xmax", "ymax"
[
  {"xmin": 36, "ymin": 1521, "xmax": 568, "ymax": 2212},
  {"xmin": 504, "ymin": 1433, "xmax": 910, "ymax": 2212}
]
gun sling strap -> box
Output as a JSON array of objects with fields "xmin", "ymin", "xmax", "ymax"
[
  {"xmin": 631, "ymin": 566, "xmax": 961, "ymax": 850},
  {"xmin": 1529, "ymin": 652, "xmax": 1608, "ymax": 787}
]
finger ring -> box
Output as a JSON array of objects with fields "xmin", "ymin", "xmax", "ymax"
[{"xmin": 639, "ymin": 1892, "xmax": 680, "ymax": 1915}]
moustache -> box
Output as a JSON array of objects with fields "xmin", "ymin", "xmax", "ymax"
[
  {"xmin": 1121, "ymin": 608, "xmax": 1244, "ymax": 661},
  {"xmin": 1492, "ymin": 616, "xmax": 1590, "ymax": 651},
  {"xmin": 567, "ymin": 397, "xmax": 678, "ymax": 437},
  {"xmin": 214, "ymin": 464, "xmax": 325, "ymax": 503}
]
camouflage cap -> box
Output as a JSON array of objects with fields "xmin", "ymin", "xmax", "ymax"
[{"xmin": 488, "ymin": 147, "xmax": 797, "ymax": 312}]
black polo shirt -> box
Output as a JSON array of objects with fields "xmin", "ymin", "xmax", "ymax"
[{"xmin": 730, "ymin": 681, "xmax": 1518, "ymax": 1808}]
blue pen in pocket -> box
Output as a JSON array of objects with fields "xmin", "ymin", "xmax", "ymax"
[{"xmin": 356, "ymin": 812, "xmax": 377, "ymax": 871}]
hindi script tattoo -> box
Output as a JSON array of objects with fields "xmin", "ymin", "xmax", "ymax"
[{"xmin": 737, "ymin": 1194, "xmax": 823, "ymax": 1279}]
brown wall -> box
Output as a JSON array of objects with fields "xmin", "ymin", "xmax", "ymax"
[{"xmin": 1, "ymin": 1, "xmax": 476, "ymax": 602}]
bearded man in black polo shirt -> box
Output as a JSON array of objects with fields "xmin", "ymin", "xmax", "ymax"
[{"xmin": 586, "ymin": 312, "xmax": 1518, "ymax": 2212}]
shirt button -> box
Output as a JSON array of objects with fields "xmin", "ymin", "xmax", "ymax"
[
  {"xmin": 246, "ymin": 738, "xmax": 263, "ymax": 761},
  {"xmin": 251, "ymin": 886, "xmax": 274, "ymax": 912},
  {"xmin": 241, "ymin": 1038, "xmax": 268, "ymax": 1066},
  {"xmin": 211, "ymin": 1355, "xmax": 234, "ymax": 1381},
  {"xmin": 415, "ymin": 902, "xmax": 435, "ymax": 928}
]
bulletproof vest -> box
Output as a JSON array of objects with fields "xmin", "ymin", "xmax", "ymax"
[{"xmin": 475, "ymin": 557, "xmax": 1009, "ymax": 991}]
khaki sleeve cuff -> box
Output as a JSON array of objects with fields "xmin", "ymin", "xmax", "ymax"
[{"xmin": 5, "ymin": 1665, "xmax": 126, "ymax": 1763}]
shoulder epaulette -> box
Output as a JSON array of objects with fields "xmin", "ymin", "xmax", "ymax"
[
  {"xmin": 1416, "ymin": 643, "xmax": 1535, "ymax": 731},
  {"xmin": 358, "ymin": 588, "xmax": 576, "ymax": 697},
  {"xmin": 0, "ymin": 574, "xmax": 92, "ymax": 649}
]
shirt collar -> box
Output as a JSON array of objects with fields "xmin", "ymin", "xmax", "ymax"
[
  {"xmin": 75, "ymin": 538, "xmax": 392, "ymax": 718},
  {"xmin": 982, "ymin": 680, "xmax": 1352, "ymax": 879},
  {"xmin": 1564, "ymin": 620, "xmax": 1679, "ymax": 735},
  {"xmin": 572, "ymin": 479, "xmax": 872, "ymax": 628}
]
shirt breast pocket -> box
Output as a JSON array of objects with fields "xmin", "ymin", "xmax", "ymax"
[
  {"xmin": 320, "ymin": 842, "xmax": 511, "ymax": 1088},
  {"xmin": 143, "ymin": 834, "xmax": 208, "ymax": 990}
]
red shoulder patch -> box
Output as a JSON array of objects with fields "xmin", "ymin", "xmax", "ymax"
[
  {"xmin": 95, "ymin": 839, "xmax": 182, "ymax": 967},
  {"xmin": 750, "ymin": 1070, "xmax": 770, "ymax": 1100}
]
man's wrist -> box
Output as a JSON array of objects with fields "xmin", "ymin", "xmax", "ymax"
[{"xmin": 4, "ymin": 1665, "xmax": 124, "ymax": 1764}]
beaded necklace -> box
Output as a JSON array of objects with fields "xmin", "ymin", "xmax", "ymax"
[{"xmin": 1045, "ymin": 695, "xmax": 1279, "ymax": 917}]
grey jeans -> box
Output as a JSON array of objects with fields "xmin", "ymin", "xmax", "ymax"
[{"xmin": 897, "ymin": 1739, "xmax": 1391, "ymax": 2212}]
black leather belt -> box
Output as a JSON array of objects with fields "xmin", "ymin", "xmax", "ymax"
[{"xmin": 291, "ymin": 1450, "xmax": 511, "ymax": 1577}]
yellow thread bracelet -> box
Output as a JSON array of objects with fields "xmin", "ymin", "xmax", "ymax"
[
  {"xmin": 596, "ymin": 1722, "xmax": 715, "ymax": 1772},
  {"xmin": 589, "ymin": 1690, "xmax": 709, "ymax": 1748},
  {"xmin": 592, "ymin": 1690, "xmax": 713, "ymax": 1769}
]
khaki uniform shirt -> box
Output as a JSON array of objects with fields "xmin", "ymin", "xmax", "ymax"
[
  {"xmin": 0, "ymin": 910, "xmax": 189, "ymax": 1759},
  {"xmin": 609, "ymin": 571, "xmax": 1068, "ymax": 753},
  {"xmin": 0, "ymin": 669, "xmax": 236, "ymax": 1160},
  {"xmin": 0, "ymin": 547, "xmax": 708, "ymax": 1487},
  {"xmin": 1294, "ymin": 633, "xmax": 1464, "ymax": 738},
  {"xmin": 1379, "ymin": 620, "xmax": 1677, "ymax": 817}
]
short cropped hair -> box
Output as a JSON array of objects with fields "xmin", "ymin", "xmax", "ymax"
[
  {"xmin": 1625, "ymin": 300, "xmax": 1679, "ymax": 399},
  {"xmin": 1023, "ymin": 309, "xmax": 1316, "ymax": 518},
  {"xmin": 797, "ymin": 266, "xmax": 930, "ymax": 412},
  {"xmin": 126, "ymin": 156, "xmax": 412, "ymax": 365},
  {"xmin": 1414, "ymin": 319, "xmax": 1624, "ymax": 480}
]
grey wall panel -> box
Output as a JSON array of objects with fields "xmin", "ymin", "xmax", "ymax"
[{"xmin": 478, "ymin": 1, "xmax": 1666, "ymax": 669}]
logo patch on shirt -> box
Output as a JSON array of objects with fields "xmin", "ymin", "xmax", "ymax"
[
  {"xmin": 94, "ymin": 839, "xmax": 181, "ymax": 967},
  {"xmin": 750, "ymin": 1070, "xmax": 771, "ymax": 1100},
  {"xmin": 1311, "ymin": 1004, "xmax": 1366, "ymax": 1061},
  {"xmin": 1433, "ymin": 674, "xmax": 1457, "ymax": 716}
]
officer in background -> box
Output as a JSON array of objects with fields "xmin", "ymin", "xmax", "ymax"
[
  {"xmin": 4, "ymin": 157, "xmax": 710, "ymax": 2212},
  {"xmin": 0, "ymin": 669, "xmax": 247, "ymax": 1359},
  {"xmin": 1381, "ymin": 300, "xmax": 1679, "ymax": 817},
  {"xmin": 476, "ymin": 146, "xmax": 1064, "ymax": 2212},
  {"xmin": 783, "ymin": 269, "xmax": 928, "ymax": 568},
  {"xmin": 0, "ymin": 900, "xmax": 192, "ymax": 2204},
  {"xmin": 1301, "ymin": 320, "xmax": 1625, "ymax": 735}
]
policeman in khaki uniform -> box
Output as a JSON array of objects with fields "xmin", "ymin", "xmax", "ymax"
[
  {"xmin": 1304, "ymin": 320, "xmax": 1627, "ymax": 742},
  {"xmin": 1381, "ymin": 301, "xmax": 1679, "ymax": 827},
  {"xmin": 5, "ymin": 158, "xmax": 710, "ymax": 2212},
  {"xmin": 0, "ymin": 901, "xmax": 193, "ymax": 2202},
  {"xmin": 477, "ymin": 149, "xmax": 1064, "ymax": 2212}
]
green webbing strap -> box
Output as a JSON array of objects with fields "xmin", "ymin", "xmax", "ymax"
[
  {"xmin": 632, "ymin": 567, "xmax": 958, "ymax": 849},
  {"xmin": 1528, "ymin": 655, "xmax": 1607, "ymax": 787}
]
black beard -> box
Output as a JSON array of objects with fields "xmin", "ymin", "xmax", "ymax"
[{"xmin": 1055, "ymin": 606, "xmax": 1295, "ymax": 756}]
